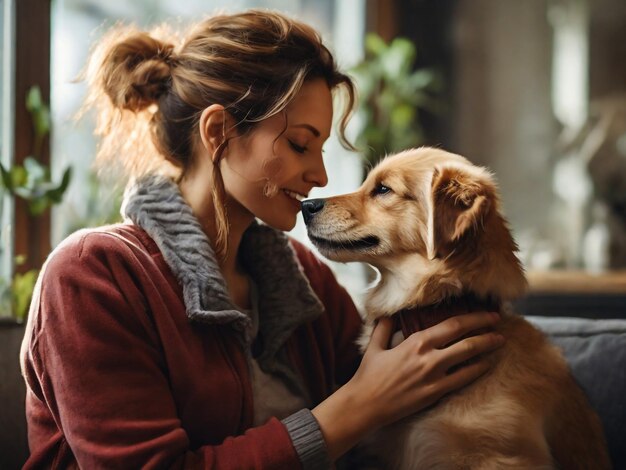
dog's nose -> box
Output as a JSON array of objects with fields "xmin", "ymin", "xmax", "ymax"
[{"xmin": 301, "ymin": 198, "xmax": 326, "ymax": 225}]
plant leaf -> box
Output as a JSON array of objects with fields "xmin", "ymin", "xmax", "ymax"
[
  {"xmin": 24, "ymin": 156, "xmax": 48, "ymax": 182},
  {"xmin": 12, "ymin": 269, "xmax": 39, "ymax": 322},
  {"xmin": 28, "ymin": 197, "xmax": 49, "ymax": 215},
  {"xmin": 26, "ymin": 86, "xmax": 42, "ymax": 110},
  {"xmin": 0, "ymin": 162, "xmax": 13, "ymax": 190},
  {"xmin": 46, "ymin": 167, "xmax": 72, "ymax": 203},
  {"xmin": 382, "ymin": 38, "xmax": 415, "ymax": 78},
  {"xmin": 350, "ymin": 33, "xmax": 443, "ymax": 169},
  {"xmin": 26, "ymin": 86, "xmax": 51, "ymax": 140},
  {"xmin": 365, "ymin": 33, "xmax": 387, "ymax": 57}
]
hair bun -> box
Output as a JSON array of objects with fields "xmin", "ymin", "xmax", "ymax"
[{"xmin": 101, "ymin": 32, "xmax": 175, "ymax": 111}]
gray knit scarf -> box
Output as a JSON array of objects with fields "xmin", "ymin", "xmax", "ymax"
[{"xmin": 121, "ymin": 174, "xmax": 324, "ymax": 395}]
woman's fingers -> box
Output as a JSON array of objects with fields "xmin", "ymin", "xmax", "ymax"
[
  {"xmin": 436, "ymin": 332, "xmax": 505, "ymax": 372},
  {"xmin": 431, "ymin": 357, "xmax": 491, "ymax": 400},
  {"xmin": 420, "ymin": 312, "xmax": 500, "ymax": 348},
  {"xmin": 367, "ymin": 316, "xmax": 394, "ymax": 352},
  {"xmin": 344, "ymin": 313, "xmax": 505, "ymax": 432}
]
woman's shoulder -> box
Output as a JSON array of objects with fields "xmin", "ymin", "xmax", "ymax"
[{"xmin": 45, "ymin": 223, "xmax": 158, "ymax": 274}]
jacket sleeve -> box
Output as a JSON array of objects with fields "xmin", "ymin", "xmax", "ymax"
[{"xmin": 21, "ymin": 232, "xmax": 303, "ymax": 470}]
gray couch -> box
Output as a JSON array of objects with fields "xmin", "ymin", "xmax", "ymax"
[{"xmin": 528, "ymin": 316, "xmax": 626, "ymax": 469}]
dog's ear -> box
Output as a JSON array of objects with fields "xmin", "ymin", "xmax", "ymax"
[{"xmin": 431, "ymin": 166, "xmax": 492, "ymax": 258}]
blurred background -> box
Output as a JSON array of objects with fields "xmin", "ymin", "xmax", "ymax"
[
  {"xmin": 1, "ymin": 0, "xmax": 626, "ymax": 467},
  {"xmin": 0, "ymin": 0, "xmax": 625, "ymax": 311},
  {"xmin": 2, "ymin": 0, "xmax": 626, "ymax": 317}
]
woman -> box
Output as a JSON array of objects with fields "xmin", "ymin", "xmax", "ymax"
[{"xmin": 20, "ymin": 10, "xmax": 504, "ymax": 469}]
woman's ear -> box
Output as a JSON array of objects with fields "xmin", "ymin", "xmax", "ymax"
[{"xmin": 198, "ymin": 104, "xmax": 236, "ymax": 162}]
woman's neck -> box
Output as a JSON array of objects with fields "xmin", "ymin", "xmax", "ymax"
[{"xmin": 178, "ymin": 170, "xmax": 254, "ymax": 279}]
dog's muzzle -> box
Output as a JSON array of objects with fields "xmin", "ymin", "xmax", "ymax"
[{"xmin": 301, "ymin": 198, "xmax": 326, "ymax": 225}]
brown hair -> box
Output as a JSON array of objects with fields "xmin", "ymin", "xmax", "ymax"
[{"xmin": 84, "ymin": 9, "xmax": 356, "ymax": 257}]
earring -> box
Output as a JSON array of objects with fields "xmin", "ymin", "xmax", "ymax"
[
  {"xmin": 261, "ymin": 156, "xmax": 282, "ymax": 198},
  {"xmin": 263, "ymin": 179, "xmax": 279, "ymax": 198}
]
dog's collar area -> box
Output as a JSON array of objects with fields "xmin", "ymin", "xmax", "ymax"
[{"xmin": 394, "ymin": 294, "xmax": 501, "ymax": 337}]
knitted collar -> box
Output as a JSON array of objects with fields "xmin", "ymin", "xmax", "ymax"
[
  {"xmin": 394, "ymin": 294, "xmax": 500, "ymax": 337},
  {"xmin": 121, "ymin": 174, "xmax": 325, "ymax": 367}
]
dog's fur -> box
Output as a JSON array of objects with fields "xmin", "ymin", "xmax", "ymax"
[{"xmin": 304, "ymin": 148, "xmax": 611, "ymax": 469}]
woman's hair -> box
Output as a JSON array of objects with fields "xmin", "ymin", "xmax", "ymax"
[{"xmin": 84, "ymin": 9, "xmax": 356, "ymax": 257}]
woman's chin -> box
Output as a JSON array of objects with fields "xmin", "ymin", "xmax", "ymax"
[{"xmin": 258, "ymin": 213, "xmax": 297, "ymax": 232}]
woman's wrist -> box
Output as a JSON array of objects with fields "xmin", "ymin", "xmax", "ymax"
[
  {"xmin": 311, "ymin": 380, "xmax": 378, "ymax": 461},
  {"xmin": 282, "ymin": 409, "xmax": 332, "ymax": 469}
]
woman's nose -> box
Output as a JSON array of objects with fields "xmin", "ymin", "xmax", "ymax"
[{"xmin": 304, "ymin": 153, "xmax": 328, "ymax": 188}]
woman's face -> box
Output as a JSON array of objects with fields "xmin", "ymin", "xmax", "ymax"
[{"xmin": 220, "ymin": 78, "xmax": 333, "ymax": 231}]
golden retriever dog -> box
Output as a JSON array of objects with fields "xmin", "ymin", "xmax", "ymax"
[{"xmin": 301, "ymin": 147, "xmax": 610, "ymax": 469}]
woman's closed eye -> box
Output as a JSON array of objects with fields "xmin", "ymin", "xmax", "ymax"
[{"xmin": 288, "ymin": 140, "xmax": 308, "ymax": 154}]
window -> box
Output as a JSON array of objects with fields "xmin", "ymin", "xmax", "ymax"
[
  {"xmin": 1, "ymin": 0, "xmax": 51, "ymax": 318},
  {"xmin": 0, "ymin": 0, "xmax": 14, "ymax": 288}
]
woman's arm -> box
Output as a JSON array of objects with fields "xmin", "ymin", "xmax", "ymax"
[{"xmin": 21, "ymin": 233, "xmax": 306, "ymax": 469}]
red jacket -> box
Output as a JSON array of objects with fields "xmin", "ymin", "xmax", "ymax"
[{"xmin": 20, "ymin": 223, "xmax": 362, "ymax": 469}]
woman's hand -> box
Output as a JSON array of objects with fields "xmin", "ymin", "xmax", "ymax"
[
  {"xmin": 312, "ymin": 312, "xmax": 504, "ymax": 461},
  {"xmin": 353, "ymin": 312, "xmax": 503, "ymax": 426}
]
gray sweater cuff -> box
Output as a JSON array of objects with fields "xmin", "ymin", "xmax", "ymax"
[{"xmin": 282, "ymin": 408, "xmax": 332, "ymax": 470}]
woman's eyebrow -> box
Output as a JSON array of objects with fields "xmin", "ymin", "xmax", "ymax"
[{"xmin": 291, "ymin": 123, "xmax": 321, "ymax": 137}]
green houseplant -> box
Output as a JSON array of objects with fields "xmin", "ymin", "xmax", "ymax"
[
  {"xmin": 0, "ymin": 86, "xmax": 72, "ymax": 322},
  {"xmin": 350, "ymin": 33, "xmax": 443, "ymax": 169}
]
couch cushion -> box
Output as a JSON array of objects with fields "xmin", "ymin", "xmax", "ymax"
[{"xmin": 528, "ymin": 315, "xmax": 626, "ymax": 469}]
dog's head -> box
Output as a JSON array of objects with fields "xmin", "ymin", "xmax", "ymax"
[{"xmin": 302, "ymin": 147, "xmax": 526, "ymax": 313}]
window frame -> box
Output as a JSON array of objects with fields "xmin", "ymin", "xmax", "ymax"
[{"xmin": 11, "ymin": 0, "xmax": 51, "ymax": 274}]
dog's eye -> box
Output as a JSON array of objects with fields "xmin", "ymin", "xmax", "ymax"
[{"xmin": 372, "ymin": 184, "xmax": 392, "ymax": 196}]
